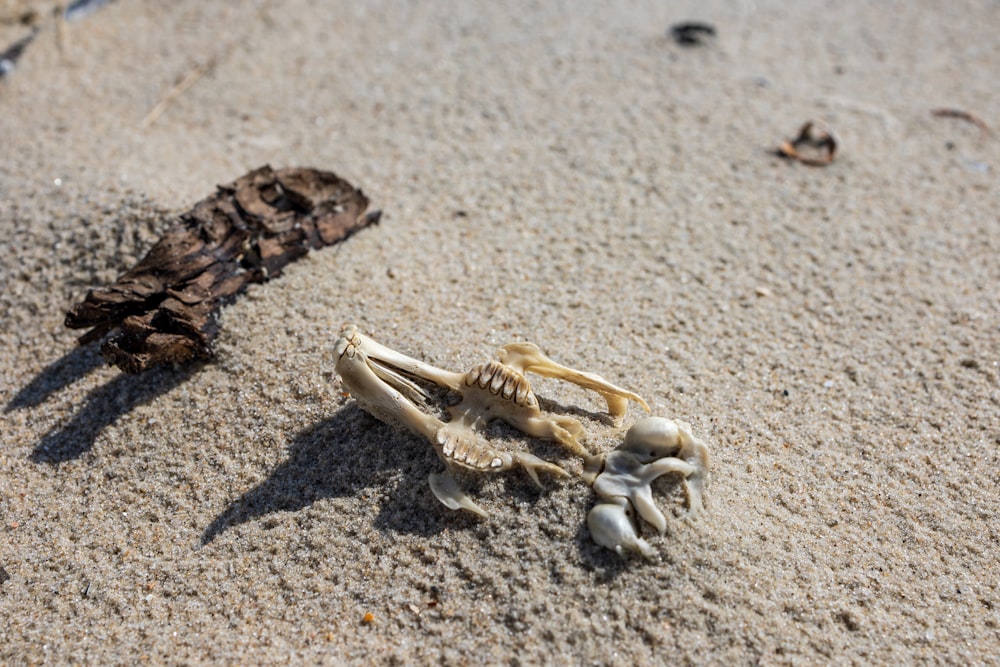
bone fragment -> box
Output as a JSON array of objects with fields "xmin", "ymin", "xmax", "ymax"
[
  {"xmin": 429, "ymin": 473, "xmax": 488, "ymax": 518},
  {"xmin": 498, "ymin": 343, "xmax": 651, "ymax": 422},
  {"xmin": 587, "ymin": 417, "xmax": 711, "ymax": 557},
  {"xmin": 587, "ymin": 500, "xmax": 655, "ymax": 559}
]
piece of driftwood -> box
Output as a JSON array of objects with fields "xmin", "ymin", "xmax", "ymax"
[{"xmin": 66, "ymin": 165, "xmax": 380, "ymax": 373}]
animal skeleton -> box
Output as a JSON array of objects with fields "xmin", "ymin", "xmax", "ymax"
[
  {"xmin": 333, "ymin": 326, "xmax": 709, "ymax": 556},
  {"xmin": 334, "ymin": 325, "xmax": 649, "ymax": 515}
]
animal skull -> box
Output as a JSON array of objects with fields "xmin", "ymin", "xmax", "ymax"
[{"xmin": 333, "ymin": 325, "xmax": 650, "ymax": 516}]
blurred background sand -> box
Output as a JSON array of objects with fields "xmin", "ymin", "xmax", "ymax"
[{"xmin": 1, "ymin": 1, "xmax": 998, "ymax": 663}]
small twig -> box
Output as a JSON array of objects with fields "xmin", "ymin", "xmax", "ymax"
[
  {"xmin": 930, "ymin": 108, "xmax": 990, "ymax": 137},
  {"xmin": 141, "ymin": 60, "xmax": 213, "ymax": 129},
  {"xmin": 0, "ymin": 27, "xmax": 39, "ymax": 77}
]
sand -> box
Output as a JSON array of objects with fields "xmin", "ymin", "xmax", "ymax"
[{"xmin": 1, "ymin": 1, "xmax": 998, "ymax": 664}]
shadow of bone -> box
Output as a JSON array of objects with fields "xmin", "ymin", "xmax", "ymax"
[
  {"xmin": 30, "ymin": 361, "xmax": 195, "ymax": 464},
  {"xmin": 201, "ymin": 405, "xmax": 458, "ymax": 545}
]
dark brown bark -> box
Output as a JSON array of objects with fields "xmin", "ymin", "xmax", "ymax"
[{"xmin": 65, "ymin": 165, "xmax": 380, "ymax": 373}]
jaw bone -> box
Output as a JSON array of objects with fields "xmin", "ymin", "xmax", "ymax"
[{"xmin": 334, "ymin": 326, "xmax": 649, "ymax": 516}]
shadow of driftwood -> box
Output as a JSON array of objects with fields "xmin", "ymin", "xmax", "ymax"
[
  {"xmin": 201, "ymin": 405, "xmax": 465, "ymax": 544},
  {"xmin": 5, "ymin": 344, "xmax": 105, "ymax": 412},
  {"xmin": 30, "ymin": 361, "xmax": 194, "ymax": 464}
]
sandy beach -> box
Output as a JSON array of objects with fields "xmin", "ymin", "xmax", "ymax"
[{"xmin": 1, "ymin": 1, "xmax": 998, "ymax": 663}]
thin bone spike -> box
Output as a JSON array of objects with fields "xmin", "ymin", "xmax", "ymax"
[
  {"xmin": 501, "ymin": 374, "xmax": 518, "ymax": 399},
  {"xmin": 429, "ymin": 473, "xmax": 488, "ymax": 517},
  {"xmin": 498, "ymin": 342, "xmax": 650, "ymax": 417},
  {"xmin": 512, "ymin": 452, "xmax": 569, "ymax": 487},
  {"xmin": 503, "ymin": 413, "xmax": 589, "ymax": 458}
]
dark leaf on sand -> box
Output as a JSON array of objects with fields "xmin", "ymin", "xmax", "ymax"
[
  {"xmin": 669, "ymin": 22, "xmax": 716, "ymax": 47},
  {"xmin": 65, "ymin": 165, "xmax": 380, "ymax": 373},
  {"xmin": 776, "ymin": 121, "xmax": 838, "ymax": 166}
]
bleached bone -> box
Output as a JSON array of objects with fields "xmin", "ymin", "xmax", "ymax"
[
  {"xmin": 334, "ymin": 326, "xmax": 649, "ymax": 516},
  {"xmin": 498, "ymin": 343, "xmax": 650, "ymax": 424},
  {"xmin": 587, "ymin": 499, "xmax": 655, "ymax": 559},
  {"xmin": 585, "ymin": 417, "xmax": 710, "ymax": 558},
  {"xmin": 621, "ymin": 416, "xmax": 709, "ymax": 521}
]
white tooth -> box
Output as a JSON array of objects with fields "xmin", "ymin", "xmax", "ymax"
[
  {"xmin": 502, "ymin": 375, "xmax": 517, "ymax": 399},
  {"xmin": 454, "ymin": 438, "xmax": 469, "ymax": 462},
  {"xmin": 490, "ymin": 369, "xmax": 506, "ymax": 395},
  {"xmin": 477, "ymin": 365, "xmax": 493, "ymax": 389}
]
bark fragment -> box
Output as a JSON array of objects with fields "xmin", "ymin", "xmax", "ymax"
[{"xmin": 65, "ymin": 165, "xmax": 380, "ymax": 373}]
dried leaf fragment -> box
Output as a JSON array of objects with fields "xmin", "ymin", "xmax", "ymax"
[
  {"xmin": 65, "ymin": 165, "xmax": 380, "ymax": 373},
  {"xmin": 777, "ymin": 121, "xmax": 838, "ymax": 166}
]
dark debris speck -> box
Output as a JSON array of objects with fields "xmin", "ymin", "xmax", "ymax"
[{"xmin": 669, "ymin": 22, "xmax": 717, "ymax": 47}]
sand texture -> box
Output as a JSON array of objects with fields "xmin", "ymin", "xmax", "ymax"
[{"xmin": 1, "ymin": 1, "xmax": 998, "ymax": 664}]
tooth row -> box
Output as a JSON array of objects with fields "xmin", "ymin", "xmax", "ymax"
[
  {"xmin": 465, "ymin": 362, "xmax": 537, "ymax": 408},
  {"xmin": 437, "ymin": 430, "xmax": 504, "ymax": 470}
]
